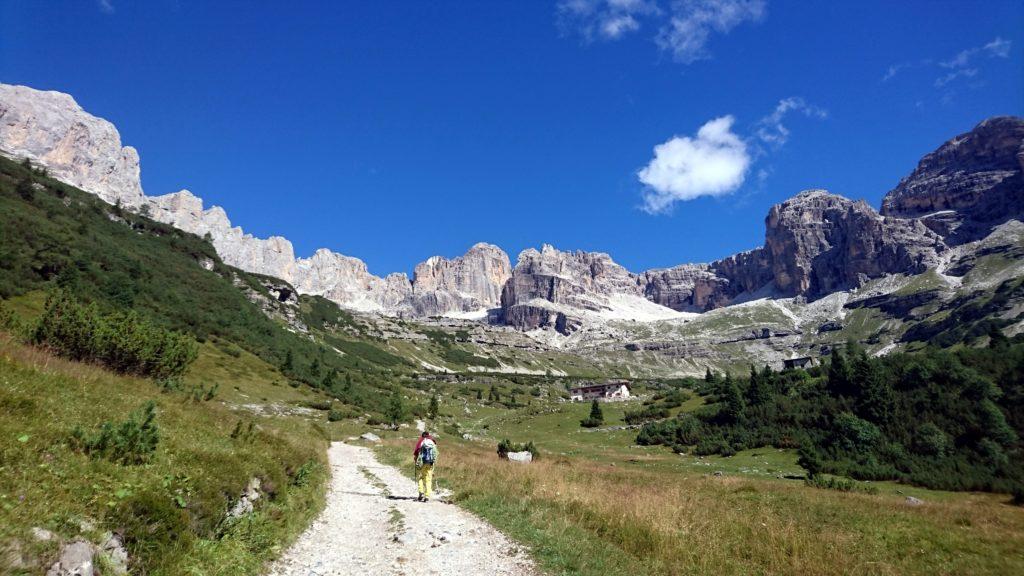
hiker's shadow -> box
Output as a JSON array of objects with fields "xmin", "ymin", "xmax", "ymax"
[{"xmin": 385, "ymin": 495, "xmax": 420, "ymax": 501}]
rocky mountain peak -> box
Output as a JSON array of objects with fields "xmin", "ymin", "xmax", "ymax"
[
  {"xmin": 0, "ymin": 83, "xmax": 144, "ymax": 207},
  {"xmin": 411, "ymin": 243, "xmax": 512, "ymax": 314},
  {"xmin": 881, "ymin": 116, "xmax": 1024, "ymax": 243},
  {"xmin": 765, "ymin": 188, "xmax": 944, "ymax": 296}
]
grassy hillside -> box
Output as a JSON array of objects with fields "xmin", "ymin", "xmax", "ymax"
[
  {"xmin": 0, "ymin": 155, "xmax": 414, "ymax": 416},
  {"xmin": 0, "ymin": 333, "xmax": 328, "ymax": 574}
]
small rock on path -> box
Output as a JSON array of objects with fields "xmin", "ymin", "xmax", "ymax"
[{"xmin": 267, "ymin": 442, "xmax": 537, "ymax": 576}]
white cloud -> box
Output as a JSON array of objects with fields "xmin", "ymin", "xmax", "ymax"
[
  {"xmin": 984, "ymin": 37, "xmax": 1012, "ymax": 58},
  {"xmin": 557, "ymin": 0, "xmax": 765, "ymax": 63},
  {"xmin": 755, "ymin": 97, "xmax": 827, "ymax": 146},
  {"xmin": 97, "ymin": 0, "xmax": 114, "ymax": 13},
  {"xmin": 638, "ymin": 115, "xmax": 751, "ymax": 213},
  {"xmin": 941, "ymin": 36, "xmax": 1012, "ymax": 69},
  {"xmin": 602, "ymin": 14, "xmax": 641, "ymax": 38},
  {"xmin": 882, "ymin": 37, "xmax": 1013, "ymax": 101},
  {"xmin": 656, "ymin": 0, "xmax": 766, "ymax": 64},
  {"xmin": 557, "ymin": 0, "xmax": 659, "ymax": 42},
  {"xmin": 882, "ymin": 62, "xmax": 910, "ymax": 82},
  {"xmin": 935, "ymin": 67, "xmax": 978, "ymax": 88},
  {"xmin": 637, "ymin": 97, "xmax": 825, "ymax": 212}
]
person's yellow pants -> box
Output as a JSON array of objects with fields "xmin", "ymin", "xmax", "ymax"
[{"xmin": 417, "ymin": 464, "xmax": 434, "ymax": 499}]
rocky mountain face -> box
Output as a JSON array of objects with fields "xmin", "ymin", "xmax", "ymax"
[
  {"xmin": 761, "ymin": 190, "xmax": 945, "ymax": 296},
  {"xmin": 147, "ymin": 189, "xmax": 297, "ymax": 282},
  {"xmin": 411, "ymin": 243, "xmax": 512, "ymax": 315},
  {"xmin": 882, "ymin": 116, "xmax": 1024, "ymax": 243},
  {"xmin": 500, "ymin": 245, "xmax": 648, "ymax": 332},
  {"xmin": 500, "ymin": 190, "xmax": 947, "ymax": 333},
  {"xmin": 0, "ymin": 83, "xmax": 509, "ymax": 318},
  {"xmin": 0, "ymin": 84, "xmax": 144, "ymax": 207},
  {"xmin": 292, "ymin": 249, "xmax": 410, "ymax": 313}
]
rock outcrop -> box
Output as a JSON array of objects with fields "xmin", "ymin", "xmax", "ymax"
[
  {"xmin": 410, "ymin": 243, "xmax": 512, "ymax": 315},
  {"xmin": 882, "ymin": 116, "xmax": 1024, "ymax": 243},
  {"xmin": 641, "ymin": 264, "xmax": 730, "ymax": 312},
  {"xmin": 763, "ymin": 190, "xmax": 945, "ymax": 296},
  {"xmin": 0, "ymin": 84, "xmax": 144, "ymax": 207},
  {"xmin": 292, "ymin": 248, "xmax": 410, "ymax": 313},
  {"xmin": 147, "ymin": 190, "xmax": 297, "ymax": 282},
  {"xmin": 500, "ymin": 245, "xmax": 692, "ymax": 332}
]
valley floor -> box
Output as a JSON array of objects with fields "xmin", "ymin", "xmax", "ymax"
[{"xmin": 268, "ymin": 442, "xmax": 537, "ymax": 576}]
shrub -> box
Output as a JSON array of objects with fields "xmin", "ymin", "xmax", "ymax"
[
  {"xmin": 71, "ymin": 401, "xmax": 160, "ymax": 465},
  {"xmin": 327, "ymin": 408, "xmax": 353, "ymax": 422},
  {"xmin": 305, "ymin": 400, "xmax": 333, "ymax": 411},
  {"xmin": 805, "ymin": 474, "xmax": 878, "ymax": 495},
  {"xmin": 33, "ymin": 291, "xmax": 198, "ymax": 379},
  {"xmin": 497, "ymin": 439, "xmax": 540, "ymax": 460},
  {"xmin": 16, "ymin": 177, "xmax": 35, "ymax": 201}
]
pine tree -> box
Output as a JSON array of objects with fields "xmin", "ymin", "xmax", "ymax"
[
  {"xmin": 747, "ymin": 364, "xmax": 771, "ymax": 406},
  {"xmin": 322, "ymin": 368, "xmax": 337, "ymax": 390},
  {"xmin": 310, "ymin": 357, "xmax": 321, "ymax": 379},
  {"xmin": 281, "ymin": 350, "xmax": 294, "ymax": 374},
  {"xmin": 721, "ymin": 378, "xmax": 745, "ymax": 423},
  {"xmin": 827, "ymin": 348, "xmax": 853, "ymax": 396},
  {"xmin": 989, "ymin": 324, "xmax": 1010, "ymax": 350},
  {"xmin": 385, "ymin": 390, "xmax": 406, "ymax": 426},
  {"xmin": 476, "ymin": 389, "xmax": 483, "ymax": 401},
  {"xmin": 853, "ymin": 354, "xmax": 895, "ymax": 424},
  {"xmin": 581, "ymin": 399, "xmax": 605, "ymax": 427},
  {"xmin": 16, "ymin": 177, "xmax": 35, "ymax": 201},
  {"xmin": 428, "ymin": 394, "xmax": 439, "ymax": 420},
  {"xmin": 705, "ymin": 367, "xmax": 715, "ymax": 384}
]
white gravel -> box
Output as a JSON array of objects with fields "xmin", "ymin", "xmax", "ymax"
[{"xmin": 267, "ymin": 442, "xmax": 538, "ymax": 576}]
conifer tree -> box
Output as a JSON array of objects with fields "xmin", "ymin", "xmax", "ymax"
[{"xmin": 428, "ymin": 394, "xmax": 439, "ymax": 420}]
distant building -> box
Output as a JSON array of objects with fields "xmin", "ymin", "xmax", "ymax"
[
  {"xmin": 783, "ymin": 356, "xmax": 814, "ymax": 370},
  {"xmin": 569, "ymin": 380, "xmax": 631, "ymax": 402}
]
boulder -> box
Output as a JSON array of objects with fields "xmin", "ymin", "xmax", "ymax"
[
  {"xmin": 99, "ymin": 533, "xmax": 128, "ymax": 575},
  {"xmin": 31, "ymin": 527, "xmax": 56, "ymax": 542},
  {"xmin": 226, "ymin": 478, "xmax": 262, "ymax": 520},
  {"xmin": 905, "ymin": 496, "xmax": 925, "ymax": 506},
  {"xmin": 360, "ymin": 432, "xmax": 381, "ymax": 443},
  {"xmin": 46, "ymin": 539, "xmax": 95, "ymax": 576},
  {"xmin": 506, "ymin": 451, "xmax": 533, "ymax": 463}
]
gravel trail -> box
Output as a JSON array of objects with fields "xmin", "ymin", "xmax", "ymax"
[{"xmin": 268, "ymin": 442, "xmax": 538, "ymax": 576}]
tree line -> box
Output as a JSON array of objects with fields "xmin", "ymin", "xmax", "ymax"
[{"xmin": 638, "ymin": 333, "xmax": 1024, "ymax": 494}]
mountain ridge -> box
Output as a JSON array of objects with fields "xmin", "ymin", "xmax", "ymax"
[{"xmin": 1, "ymin": 82, "xmax": 1021, "ymax": 335}]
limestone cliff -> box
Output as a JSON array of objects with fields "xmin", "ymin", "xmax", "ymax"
[{"xmin": 881, "ymin": 116, "xmax": 1024, "ymax": 243}]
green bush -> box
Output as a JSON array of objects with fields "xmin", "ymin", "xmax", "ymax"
[
  {"xmin": 497, "ymin": 438, "xmax": 540, "ymax": 460},
  {"xmin": 70, "ymin": 401, "xmax": 160, "ymax": 465},
  {"xmin": 805, "ymin": 474, "xmax": 878, "ymax": 495},
  {"xmin": 33, "ymin": 291, "xmax": 198, "ymax": 379}
]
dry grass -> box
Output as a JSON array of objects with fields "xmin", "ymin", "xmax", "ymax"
[{"xmin": 379, "ymin": 438, "xmax": 1024, "ymax": 576}]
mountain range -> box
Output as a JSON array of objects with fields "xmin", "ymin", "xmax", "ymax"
[{"xmin": 1, "ymin": 82, "xmax": 1022, "ymax": 344}]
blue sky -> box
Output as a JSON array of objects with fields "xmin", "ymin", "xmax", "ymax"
[{"xmin": 2, "ymin": 1, "xmax": 1022, "ymax": 275}]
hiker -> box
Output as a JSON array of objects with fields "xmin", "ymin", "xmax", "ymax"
[{"xmin": 413, "ymin": 431, "xmax": 438, "ymax": 502}]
